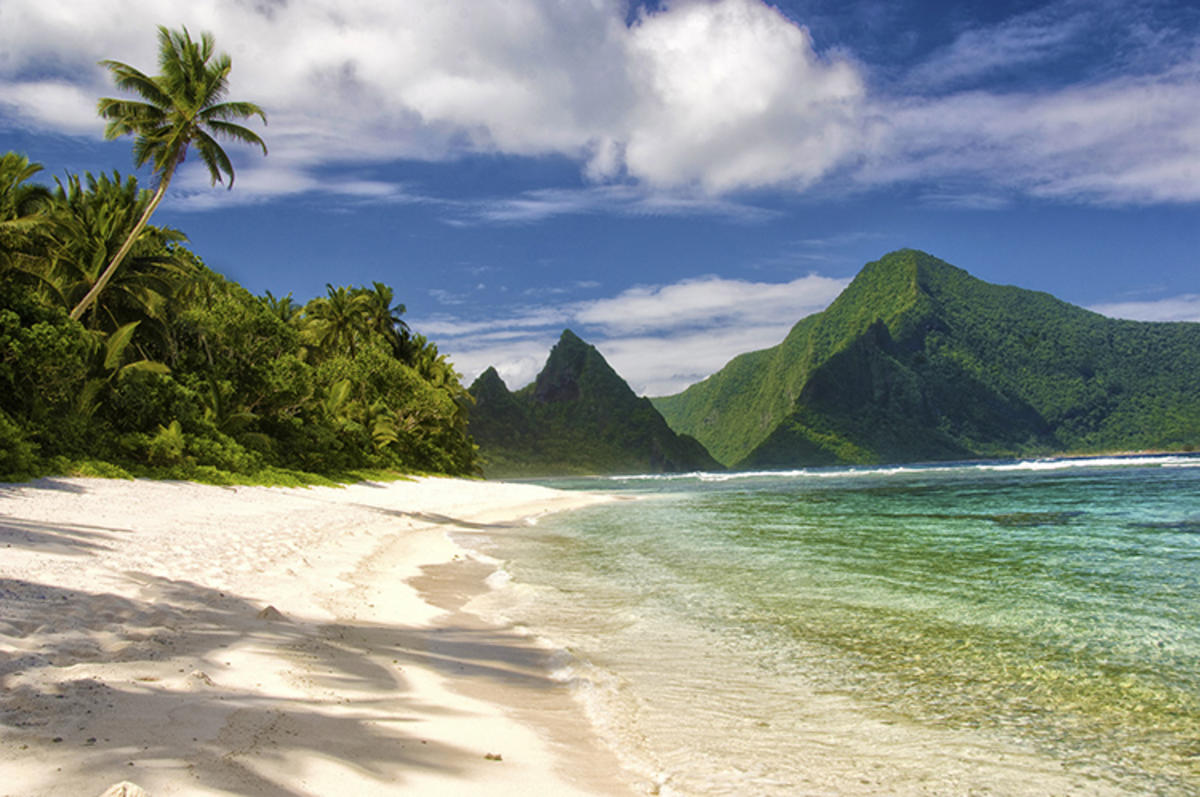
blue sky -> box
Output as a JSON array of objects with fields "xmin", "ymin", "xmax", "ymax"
[{"xmin": 1, "ymin": 0, "xmax": 1197, "ymax": 395}]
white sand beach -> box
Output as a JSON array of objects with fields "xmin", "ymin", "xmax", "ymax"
[{"xmin": 0, "ymin": 476, "xmax": 638, "ymax": 796}]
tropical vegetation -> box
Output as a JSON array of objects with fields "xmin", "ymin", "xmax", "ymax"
[
  {"xmin": 0, "ymin": 26, "xmax": 477, "ymax": 483},
  {"xmin": 73, "ymin": 25, "xmax": 266, "ymax": 322}
]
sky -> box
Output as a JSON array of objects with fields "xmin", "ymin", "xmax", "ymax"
[{"xmin": 1, "ymin": 0, "xmax": 1197, "ymax": 396}]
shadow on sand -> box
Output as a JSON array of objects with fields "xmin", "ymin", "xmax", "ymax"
[
  {"xmin": 0, "ymin": 569, "xmax": 565, "ymax": 795},
  {"xmin": 0, "ymin": 518, "xmax": 132, "ymax": 556}
]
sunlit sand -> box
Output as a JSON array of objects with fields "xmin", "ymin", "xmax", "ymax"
[{"xmin": 0, "ymin": 476, "xmax": 633, "ymax": 796}]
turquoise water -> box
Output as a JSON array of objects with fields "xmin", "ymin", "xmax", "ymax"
[{"xmin": 464, "ymin": 456, "xmax": 1200, "ymax": 795}]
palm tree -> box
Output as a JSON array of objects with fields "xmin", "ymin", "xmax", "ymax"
[
  {"xmin": 70, "ymin": 25, "xmax": 266, "ymax": 321},
  {"xmin": 0, "ymin": 152, "xmax": 53, "ymax": 278},
  {"xmin": 50, "ymin": 171, "xmax": 193, "ymax": 344},
  {"xmin": 303, "ymin": 285, "xmax": 370, "ymax": 358},
  {"xmin": 262, "ymin": 290, "xmax": 302, "ymax": 326},
  {"xmin": 357, "ymin": 281, "xmax": 411, "ymax": 357}
]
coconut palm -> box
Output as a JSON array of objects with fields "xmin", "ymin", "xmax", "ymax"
[
  {"xmin": 262, "ymin": 290, "xmax": 302, "ymax": 326},
  {"xmin": 303, "ymin": 285, "xmax": 370, "ymax": 359},
  {"xmin": 0, "ymin": 152, "xmax": 53, "ymax": 278},
  {"xmin": 357, "ymin": 281, "xmax": 411, "ymax": 357},
  {"xmin": 70, "ymin": 25, "xmax": 266, "ymax": 321},
  {"xmin": 50, "ymin": 171, "xmax": 193, "ymax": 344}
]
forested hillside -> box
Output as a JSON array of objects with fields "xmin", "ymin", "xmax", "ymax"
[
  {"xmin": 654, "ymin": 249, "xmax": 1200, "ymax": 468},
  {"xmin": 0, "ymin": 153, "xmax": 477, "ymax": 482},
  {"xmin": 0, "ymin": 28, "xmax": 480, "ymax": 483},
  {"xmin": 468, "ymin": 330, "xmax": 718, "ymax": 477}
]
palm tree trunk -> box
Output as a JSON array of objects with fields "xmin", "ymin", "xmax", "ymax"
[{"xmin": 69, "ymin": 166, "xmax": 174, "ymax": 321}]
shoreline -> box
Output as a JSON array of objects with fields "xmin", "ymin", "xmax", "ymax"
[{"xmin": 0, "ymin": 476, "xmax": 638, "ymax": 796}]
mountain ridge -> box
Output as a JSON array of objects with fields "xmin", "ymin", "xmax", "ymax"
[
  {"xmin": 654, "ymin": 249, "xmax": 1200, "ymax": 468},
  {"xmin": 468, "ymin": 329, "xmax": 720, "ymax": 477}
]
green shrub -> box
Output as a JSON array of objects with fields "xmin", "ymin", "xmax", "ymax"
[
  {"xmin": 147, "ymin": 420, "xmax": 188, "ymax": 465},
  {"xmin": 0, "ymin": 408, "xmax": 37, "ymax": 479}
]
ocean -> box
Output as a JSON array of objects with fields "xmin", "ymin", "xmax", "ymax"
[{"xmin": 460, "ymin": 455, "xmax": 1200, "ymax": 795}]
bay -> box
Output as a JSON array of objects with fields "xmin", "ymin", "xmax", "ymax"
[{"xmin": 461, "ymin": 455, "xmax": 1200, "ymax": 795}]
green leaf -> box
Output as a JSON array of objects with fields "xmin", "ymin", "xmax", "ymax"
[{"xmin": 103, "ymin": 321, "xmax": 140, "ymax": 371}]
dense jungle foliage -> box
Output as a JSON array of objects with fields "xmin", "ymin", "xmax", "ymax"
[
  {"xmin": 468, "ymin": 330, "xmax": 718, "ymax": 477},
  {"xmin": 0, "ymin": 152, "xmax": 478, "ymax": 483},
  {"xmin": 654, "ymin": 249, "xmax": 1200, "ymax": 468}
]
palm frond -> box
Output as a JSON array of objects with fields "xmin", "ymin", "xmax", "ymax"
[
  {"xmin": 97, "ymin": 98, "xmax": 163, "ymax": 126},
  {"xmin": 193, "ymin": 130, "xmax": 235, "ymax": 187},
  {"xmin": 128, "ymin": 135, "xmax": 157, "ymax": 172},
  {"xmin": 199, "ymin": 100, "xmax": 267, "ymax": 125},
  {"xmin": 73, "ymin": 25, "xmax": 267, "ymax": 321},
  {"xmin": 98, "ymin": 60, "xmax": 171, "ymax": 108},
  {"xmin": 103, "ymin": 321, "xmax": 141, "ymax": 371},
  {"xmin": 205, "ymin": 120, "xmax": 268, "ymax": 154},
  {"xmin": 157, "ymin": 26, "xmax": 189, "ymax": 89},
  {"xmin": 200, "ymin": 55, "xmax": 233, "ymax": 106}
]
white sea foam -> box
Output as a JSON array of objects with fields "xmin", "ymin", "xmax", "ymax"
[
  {"xmin": 601, "ymin": 454, "xmax": 1199, "ymax": 486},
  {"xmin": 974, "ymin": 455, "xmax": 1192, "ymax": 471}
]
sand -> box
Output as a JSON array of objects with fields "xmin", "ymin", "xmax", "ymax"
[{"xmin": 0, "ymin": 476, "xmax": 639, "ymax": 796}]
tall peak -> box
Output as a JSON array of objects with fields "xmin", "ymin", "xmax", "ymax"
[{"xmin": 533, "ymin": 329, "xmax": 618, "ymax": 404}]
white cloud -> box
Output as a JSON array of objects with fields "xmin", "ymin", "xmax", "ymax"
[
  {"xmin": 439, "ymin": 335, "xmax": 562, "ymax": 395},
  {"xmin": 596, "ymin": 324, "xmax": 800, "ymax": 397},
  {"xmin": 465, "ymin": 184, "xmax": 779, "ymax": 224},
  {"xmin": 421, "ymin": 304, "xmax": 572, "ymax": 339},
  {"xmin": 0, "ymin": 80, "xmax": 102, "ymax": 133},
  {"xmin": 0, "ymin": 0, "xmax": 864, "ymax": 201},
  {"xmin": 169, "ymin": 160, "xmax": 427, "ymax": 210},
  {"xmin": 427, "ymin": 271, "xmax": 849, "ymax": 395},
  {"xmin": 1, "ymin": 0, "xmax": 1198, "ymax": 208},
  {"xmin": 616, "ymin": 0, "xmax": 866, "ymax": 192},
  {"xmin": 1090, "ymin": 294, "xmax": 1200, "ymax": 323},
  {"xmin": 905, "ymin": 1, "xmax": 1094, "ymax": 90},
  {"xmin": 860, "ymin": 68, "xmax": 1200, "ymax": 204},
  {"xmin": 575, "ymin": 273, "xmax": 846, "ymax": 334}
]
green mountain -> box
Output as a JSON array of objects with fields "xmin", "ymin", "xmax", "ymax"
[
  {"xmin": 653, "ymin": 249, "xmax": 1200, "ymax": 468},
  {"xmin": 468, "ymin": 330, "xmax": 720, "ymax": 477}
]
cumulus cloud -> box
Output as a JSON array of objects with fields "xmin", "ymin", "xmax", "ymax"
[
  {"xmin": 615, "ymin": 0, "xmax": 866, "ymax": 191},
  {"xmin": 1, "ymin": 0, "xmax": 1197, "ymax": 208},
  {"xmin": 0, "ymin": 0, "xmax": 864, "ymax": 201},
  {"xmin": 425, "ymin": 272, "xmax": 849, "ymax": 395}
]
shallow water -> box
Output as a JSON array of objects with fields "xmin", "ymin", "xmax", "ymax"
[{"xmin": 462, "ymin": 456, "xmax": 1200, "ymax": 795}]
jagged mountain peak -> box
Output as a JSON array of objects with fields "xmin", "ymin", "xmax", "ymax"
[
  {"xmin": 468, "ymin": 329, "xmax": 721, "ymax": 477},
  {"xmin": 533, "ymin": 328, "xmax": 625, "ymax": 405},
  {"xmin": 470, "ymin": 366, "xmax": 509, "ymax": 396}
]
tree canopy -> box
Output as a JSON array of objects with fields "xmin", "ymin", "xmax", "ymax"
[
  {"xmin": 0, "ymin": 159, "xmax": 479, "ymax": 482},
  {"xmin": 0, "ymin": 29, "xmax": 477, "ymax": 484}
]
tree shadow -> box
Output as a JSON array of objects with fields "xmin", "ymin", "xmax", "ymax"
[
  {"xmin": 353, "ymin": 504, "xmax": 509, "ymax": 530},
  {"xmin": 0, "ymin": 477, "xmax": 90, "ymax": 495},
  {"xmin": 0, "ymin": 517, "xmax": 131, "ymax": 556},
  {"xmin": 0, "ymin": 570, "xmax": 566, "ymax": 795}
]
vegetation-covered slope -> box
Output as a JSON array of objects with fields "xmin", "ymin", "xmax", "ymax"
[
  {"xmin": 0, "ymin": 29, "xmax": 479, "ymax": 483},
  {"xmin": 654, "ymin": 249, "xmax": 1200, "ymax": 468},
  {"xmin": 0, "ymin": 153, "xmax": 477, "ymax": 482},
  {"xmin": 468, "ymin": 330, "xmax": 720, "ymax": 477}
]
